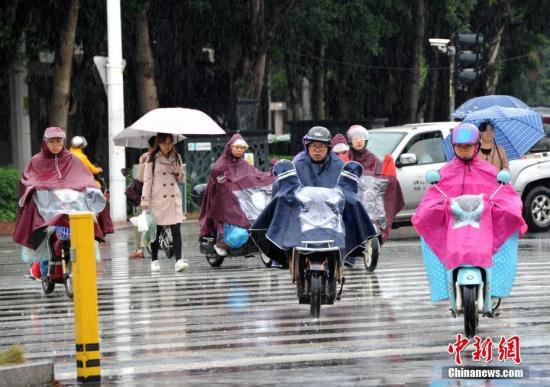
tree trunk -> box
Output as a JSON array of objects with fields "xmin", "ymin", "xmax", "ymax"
[
  {"xmin": 283, "ymin": 40, "xmax": 300, "ymax": 120},
  {"xmin": 48, "ymin": 0, "xmax": 79, "ymax": 129},
  {"xmin": 134, "ymin": 5, "xmax": 159, "ymax": 116},
  {"xmin": 311, "ymin": 42, "xmax": 325, "ymax": 121},
  {"xmin": 484, "ymin": 24, "xmax": 505, "ymax": 94},
  {"xmin": 405, "ymin": 0, "xmax": 425, "ymax": 123},
  {"xmin": 236, "ymin": 0, "xmax": 296, "ymax": 127}
]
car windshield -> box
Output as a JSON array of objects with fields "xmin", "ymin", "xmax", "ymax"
[{"xmin": 366, "ymin": 131, "xmax": 407, "ymax": 159}]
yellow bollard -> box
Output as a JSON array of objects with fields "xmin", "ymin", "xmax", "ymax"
[{"xmin": 69, "ymin": 212, "xmax": 101, "ymax": 383}]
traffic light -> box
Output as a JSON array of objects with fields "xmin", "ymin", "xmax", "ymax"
[{"xmin": 455, "ymin": 33, "xmax": 484, "ymax": 87}]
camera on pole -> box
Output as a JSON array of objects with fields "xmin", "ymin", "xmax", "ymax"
[{"xmin": 455, "ymin": 33, "xmax": 484, "ymax": 89}]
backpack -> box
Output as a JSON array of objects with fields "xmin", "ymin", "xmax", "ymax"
[{"xmin": 124, "ymin": 156, "xmax": 156, "ymax": 206}]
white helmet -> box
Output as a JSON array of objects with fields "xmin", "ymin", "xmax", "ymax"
[
  {"xmin": 71, "ymin": 136, "xmax": 88, "ymax": 148},
  {"xmin": 347, "ymin": 125, "xmax": 369, "ymax": 142}
]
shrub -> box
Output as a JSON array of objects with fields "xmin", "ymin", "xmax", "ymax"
[{"xmin": 0, "ymin": 166, "xmax": 21, "ymax": 221}]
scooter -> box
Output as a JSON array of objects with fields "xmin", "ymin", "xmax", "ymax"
[
  {"xmin": 34, "ymin": 225, "xmax": 73, "ymax": 298},
  {"xmin": 29, "ymin": 188, "xmax": 105, "ymax": 298},
  {"xmin": 289, "ymin": 240, "xmax": 344, "ymax": 318},
  {"xmin": 194, "ymin": 184, "xmax": 273, "ymax": 268},
  {"xmin": 288, "ymin": 186, "xmax": 348, "ymax": 318},
  {"xmin": 357, "ymin": 175, "xmax": 386, "ymax": 272},
  {"xmin": 423, "ymin": 169, "xmax": 518, "ymax": 338}
]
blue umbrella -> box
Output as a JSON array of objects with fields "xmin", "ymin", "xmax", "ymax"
[
  {"xmin": 452, "ymin": 95, "xmax": 529, "ymax": 120},
  {"xmin": 443, "ymin": 106, "xmax": 544, "ymax": 161}
]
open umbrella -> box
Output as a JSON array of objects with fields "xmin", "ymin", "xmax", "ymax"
[
  {"xmin": 452, "ymin": 95, "xmax": 529, "ymax": 120},
  {"xmin": 443, "ymin": 106, "xmax": 544, "ymax": 160},
  {"xmin": 113, "ymin": 107, "xmax": 226, "ymax": 148}
]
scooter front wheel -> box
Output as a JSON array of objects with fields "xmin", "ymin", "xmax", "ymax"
[
  {"xmin": 64, "ymin": 260, "xmax": 73, "ymax": 299},
  {"xmin": 206, "ymin": 254, "xmax": 224, "ymax": 267},
  {"xmin": 363, "ymin": 237, "xmax": 380, "ymax": 272},
  {"xmin": 41, "ymin": 277, "xmax": 55, "ymax": 294},
  {"xmin": 463, "ymin": 285, "xmax": 478, "ymax": 338},
  {"xmin": 310, "ymin": 273, "xmax": 322, "ymax": 318}
]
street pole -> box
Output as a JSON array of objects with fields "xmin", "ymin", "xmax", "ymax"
[
  {"xmin": 9, "ymin": 36, "xmax": 32, "ymax": 171},
  {"xmin": 448, "ymin": 45, "xmax": 456, "ymax": 121},
  {"xmin": 106, "ymin": 0, "xmax": 127, "ymax": 223}
]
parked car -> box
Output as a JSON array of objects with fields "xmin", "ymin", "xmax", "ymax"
[{"xmin": 366, "ymin": 122, "xmax": 550, "ymax": 232}]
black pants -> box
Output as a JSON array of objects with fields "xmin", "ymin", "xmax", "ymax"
[{"xmin": 151, "ymin": 223, "xmax": 182, "ymax": 261}]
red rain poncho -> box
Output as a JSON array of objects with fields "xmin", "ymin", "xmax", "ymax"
[
  {"xmin": 199, "ymin": 134, "xmax": 275, "ymax": 237},
  {"xmin": 13, "ymin": 127, "xmax": 106, "ymax": 248},
  {"xmin": 350, "ymin": 147, "xmax": 404, "ymax": 243}
]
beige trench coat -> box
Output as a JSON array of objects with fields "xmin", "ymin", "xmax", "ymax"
[
  {"xmin": 479, "ymin": 144, "xmax": 509, "ymax": 171},
  {"xmin": 140, "ymin": 151, "xmax": 185, "ymax": 225}
]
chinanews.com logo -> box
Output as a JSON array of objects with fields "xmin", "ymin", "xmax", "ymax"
[{"xmin": 444, "ymin": 334, "xmax": 528, "ymax": 380}]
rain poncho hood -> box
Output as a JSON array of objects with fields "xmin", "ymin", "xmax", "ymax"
[
  {"xmin": 412, "ymin": 155, "xmax": 526, "ymax": 269},
  {"xmin": 331, "ymin": 134, "xmax": 350, "ymax": 162},
  {"xmin": 199, "ymin": 133, "xmax": 275, "ymax": 237},
  {"xmin": 13, "ymin": 127, "xmax": 105, "ymax": 248}
]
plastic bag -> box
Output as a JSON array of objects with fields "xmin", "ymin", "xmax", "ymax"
[
  {"xmin": 142, "ymin": 212, "xmax": 157, "ymax": 246},
  {"xmin": 223, "ymin": 224, "xmax": 249, "ymax": 249},
  {"xmin": 130, "ymin": 211, "xmax": 150, "ymax": 232}
]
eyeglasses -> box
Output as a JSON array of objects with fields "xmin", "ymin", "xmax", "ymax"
[{"xmin": 308, "ymin": 143, "xmax": 328, "ymax": 151}]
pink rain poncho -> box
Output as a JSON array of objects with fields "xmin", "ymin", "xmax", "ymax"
[{"xmin": 412, "ymin": 155, "xmax": 526, "ymax": 269}]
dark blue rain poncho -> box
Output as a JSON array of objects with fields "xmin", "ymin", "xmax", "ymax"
[
  {"xmin": 250, "ymin": 160, "xmax": 302, "ymax": 262},
  {"xmin": 251, "ymin": 160, "xmax": 376, "ymax": 262},
  {"xmin": 294, "ymin": 150, "xmax": 345, "ymax": 188}
]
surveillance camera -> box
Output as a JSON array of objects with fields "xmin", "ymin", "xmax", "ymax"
[{"xmin": 429, "ymin": 38, "xmax": 450, "ymax": 47}]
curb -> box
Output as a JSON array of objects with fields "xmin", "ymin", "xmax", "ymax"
[{"xmin": 0, "ymin": 360, "xmax": 54, "ymax": 387}]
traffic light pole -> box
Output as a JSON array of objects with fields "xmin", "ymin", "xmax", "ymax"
[{"xmin": 448, "ymin": 46, "xmax": 456, "ymax": 120}]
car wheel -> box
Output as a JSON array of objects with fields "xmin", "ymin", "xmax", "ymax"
[{"xmin": 523, "ymin": 186, "xmax": 550, "ymax": 232}]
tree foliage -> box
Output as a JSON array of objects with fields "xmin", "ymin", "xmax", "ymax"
[{"xmin": 1, "ymin": 0, "xmax": 550, "ymax": 169}]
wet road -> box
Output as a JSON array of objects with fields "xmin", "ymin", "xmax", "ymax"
[{"xmin": 1, "ymin": 223, "xmax": 549, "ymax": 386}]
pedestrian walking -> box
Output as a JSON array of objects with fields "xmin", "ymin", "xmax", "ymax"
[{"xmin": 140, "ymin": 133, "xmax": 188, "ymax": 272}]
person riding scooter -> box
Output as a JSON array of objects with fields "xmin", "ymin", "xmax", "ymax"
[
  {"xmin": 412, "ymin": 123, "xmax": 526, "ymax": 262},
  {"xmin": 251, "ymin": 160, "xmax": 376, "ymax": 269},
  {"xmin": 347, "ymin": 124, "xmax": 404, "ymax": 243},
  {"xmin": 344, "ymin": 124, "xmax": 404, "ymax": 269},
  {"xmin": 412, "ymin": 124, "xmax": 527, "ymax": 301},
  {"xmin": 13, "ymin": 127, "xmax": 106, "ymax": 280},
  {"xmin": 199, "ymin": 134, "xmax": 275, "ymax": 257},
  {"xmin": 412, "ymin": 123, "xmax": 527, "ymax": 337}
]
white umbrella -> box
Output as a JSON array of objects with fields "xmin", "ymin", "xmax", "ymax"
[{"xmin": 113, "ymin": 107, "xmax": 226, "ymax": 148}]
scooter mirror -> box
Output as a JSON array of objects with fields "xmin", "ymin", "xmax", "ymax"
[
  {"xmin": 496, "ymin": 170, "xmax": 511, "ymax": 184},
  {"xmin": 425, "ymin": 170, "xmax": 441, "ymax": 184}
]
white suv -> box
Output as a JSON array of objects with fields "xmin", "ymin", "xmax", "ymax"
[{"xmin": 366, "ymin": 122, "xmax": 550, "ymax": 232}]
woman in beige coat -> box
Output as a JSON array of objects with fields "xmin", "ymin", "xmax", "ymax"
[
  {"xmin": 141, "ymin": 133, "xmax": 188, "ymax": 272},
  {"xmin": 478, "ymin": 121, "xmax": 509, "ymax": 171}
]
